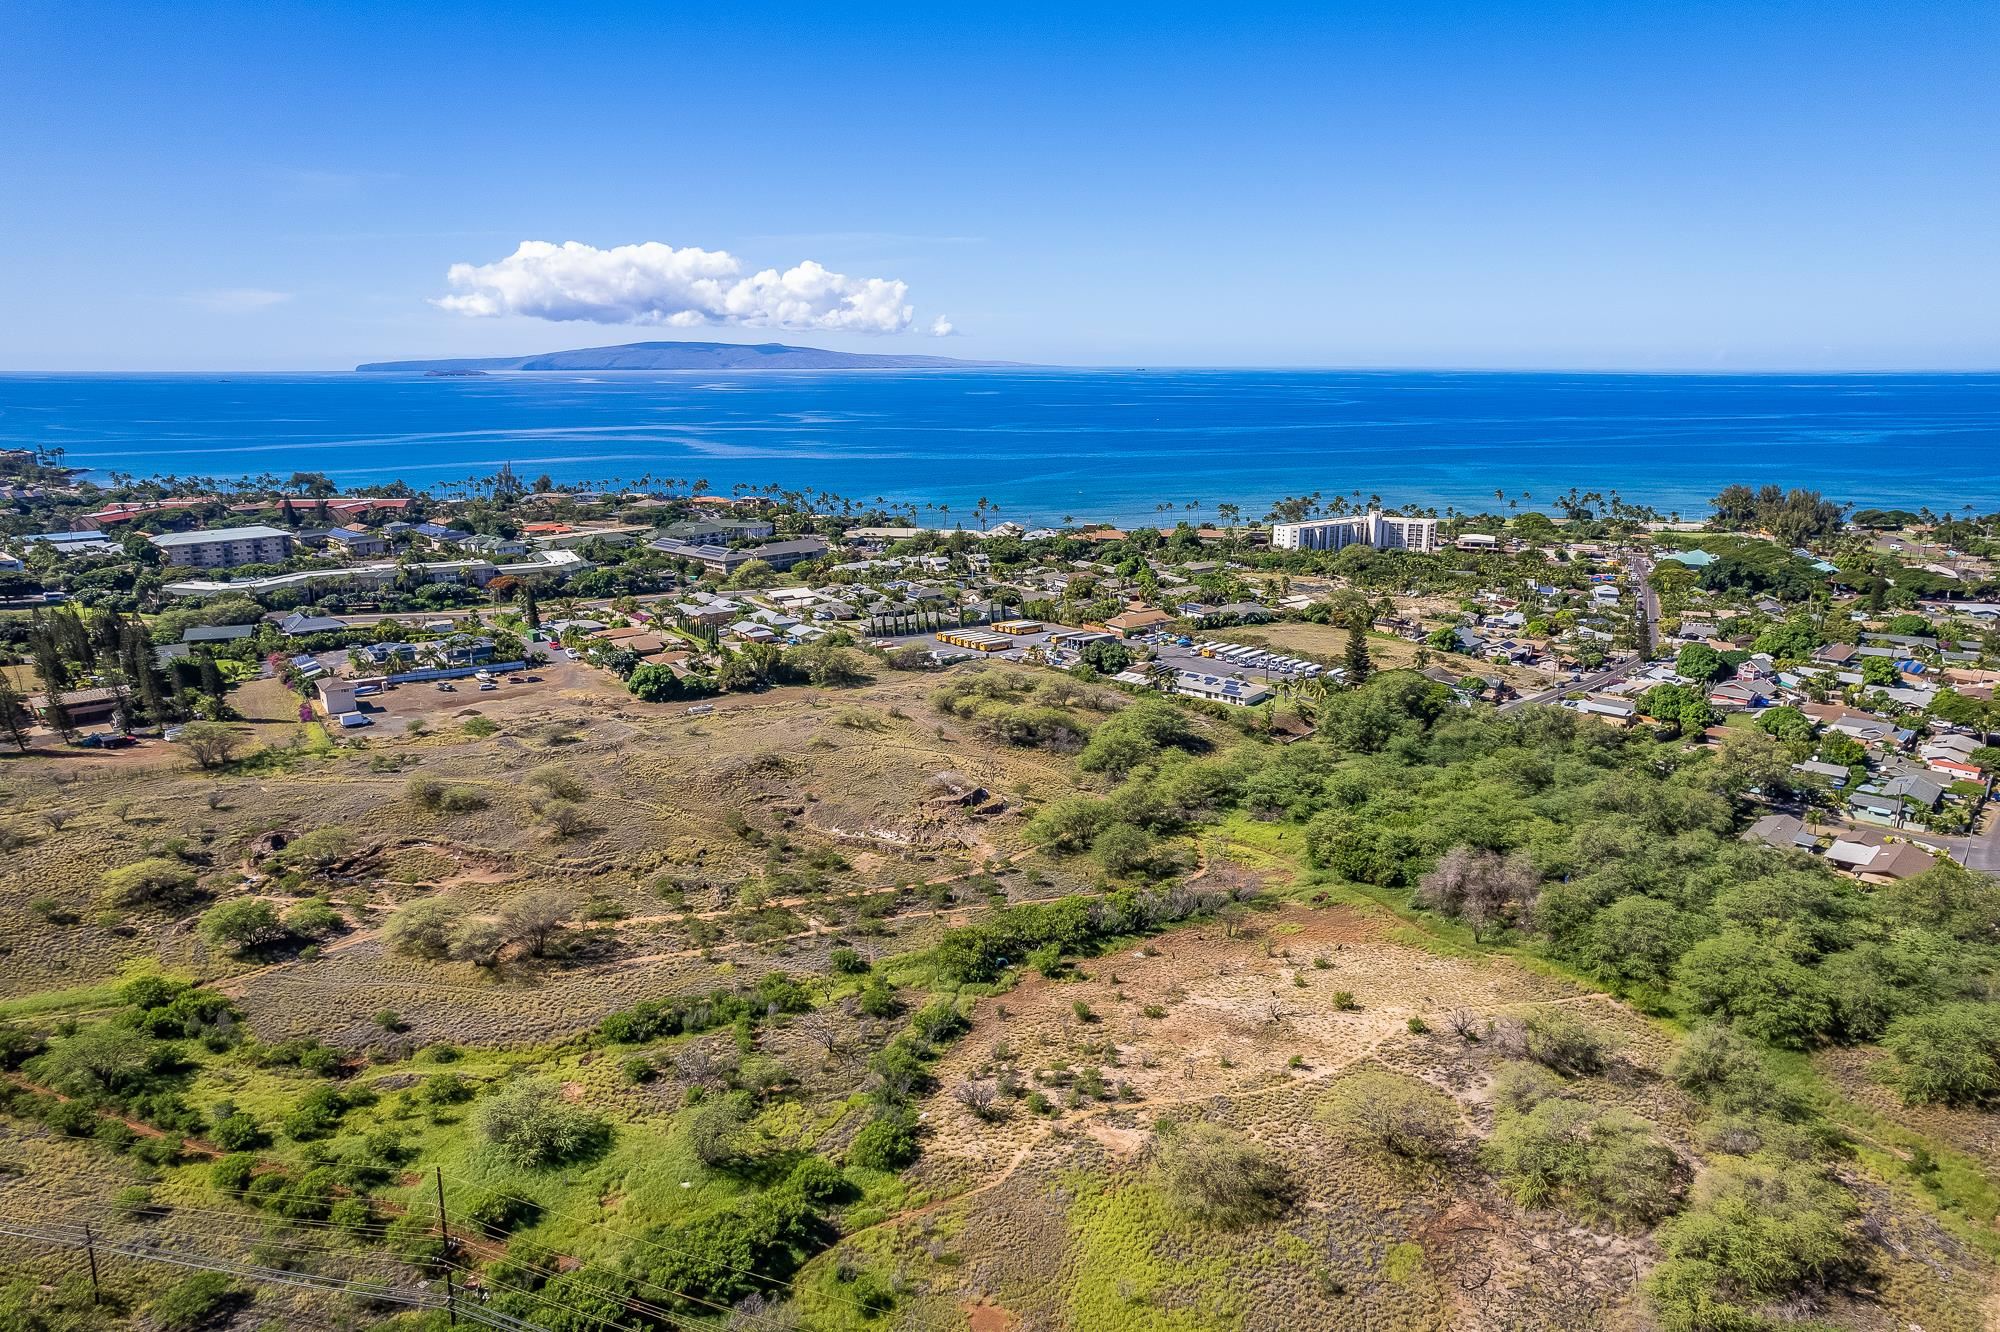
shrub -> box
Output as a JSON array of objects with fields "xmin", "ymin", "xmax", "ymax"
[
  {"xmin": 1668, "ymin": 1025, "xmax": 1805, "ymax": 1118},
  {"xmin": 1094, "ymin": 821, "xmax": 1179, "ymax": 877},
  {"xmin": 1880, "ymin": 1002, "xmax": 2000, "ymax": 1107},
  {"xmin": 464, "ymin": 1192, "xmax": 542, "ymax": 1238},
  {"xmin": 478, "ymin": 1079, "xmax": 609, "ymax": 1168},
  {"xmin": 212, "ymin": 1152, "xmax": 258, "ymax": 1195},
  {"xmin": 1417, "ymin": 845, "xmax": 1540, "ymax": 941},
  {"xmin": 687, "ymin": 1094, "xmax": 750, "ymax": 1167},
  {"xmin": 857, "ymin": 980, "xmax": 899, "ymax": 1018},
  {"xmin": 282, "ymin": 1085, "xmax": 350, "ymax": 1141},
  {"xmin": 829, "ymin": 947, "xmax": 868, "ymax": 975},
  {"xmin": 449, "ymin": 918, "xmax": 509, "ymax": 967},
  {"xmin": 1321, "ymin": 1069, "xmax": 1459, "ymax": 1165},
  {"xmin": 1153, "ymin": 1122, "xmax": 1291, "ymax": 1227},
  {"xmin": 419, "ymin": 1072, "xmax": 476, "ymax": 1106},
  {"xmin": 1645, "ymin": 1159, "xmax": 1860, "ymax": 1328},
  {"xmin": 383, "ymin": 899, "xmax": 458, "ymax": 959},
  {"xmin": 1518, "ymin": 1009, "xmax": 1611, "ymax": 1076},
  {"xmin": 1489, "ymin": 1061, "xmax": 1568, "ymax": 1115},
  {"xmin": 148, "ymin": 1274, "xmax": 242, "ymax": 1332},
  {"xmin": 210, "ymin": 1111, "xmax": 267, "ymax": 1151},
  {"xmin": 1486, "ymin": 1098, "xmax": 1682, "ymax": 1227},
  {"xmin": 177, "ymin": 723, "xmax": 242, "ymax": 772},
  {"xmin": 847, "ymin": 1108, "xmax": 920, "ymax": 1171},
  {"xmin": 438, "ymin": 786, "xmax": 489, "ymax": 813},
  {"xmin": 282, "ymin": 897, "xmax": 344, "ymax": 939},
  {"xmin": 529, "ymin": 766, "xmax": 587, "ymax": 801},
  {"xmin": 101, "ymin": 857, "xmax": 201, "ymax": 909},
  {"xmin": 627, "ymin": 1157, "xmax": 846, "ymax": 1314},
  {"xmin": 276, "ymin": 828, "xmax": 356, "ymax": 873}
]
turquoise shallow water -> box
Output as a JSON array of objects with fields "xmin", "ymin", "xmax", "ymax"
[{"xmin": 0, "ymin": 368, "xmax": 1995, "ymax": 526}]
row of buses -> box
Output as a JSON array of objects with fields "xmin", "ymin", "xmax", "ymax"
[{"xmin": 1184, "ymin": 639, "xmax": 1326, "ymax": 679}]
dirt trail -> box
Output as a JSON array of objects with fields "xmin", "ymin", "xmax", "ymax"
[{"xmin": 3, "ymin": 1072, "xmax": 222, "ymax": 1159}]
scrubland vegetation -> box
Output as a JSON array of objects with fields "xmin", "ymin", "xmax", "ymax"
[{"xmin": 1, "ymin": 661, "xmax": 1997, "ymax": 1332}]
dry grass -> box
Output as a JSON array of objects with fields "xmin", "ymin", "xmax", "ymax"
[{"xmin": 1213, "ymin": 622, "xmax": 1554, "ymax": 691}]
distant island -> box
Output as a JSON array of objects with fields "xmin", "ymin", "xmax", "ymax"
[{"xmin": 356, "ymin": 340, "xmax": 1026, "ymax": 372}]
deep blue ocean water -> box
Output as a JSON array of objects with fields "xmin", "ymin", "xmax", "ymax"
[{"xmin": 1, "ymin": 369, "xmax": 1995, "ymax": 526}]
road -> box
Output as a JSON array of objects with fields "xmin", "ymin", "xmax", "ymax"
[
  {"xmin": 1501, "ymin": 549, "xmax": 1658, "ymax": 713},
  {"xmin": 1630, "ymin": 550, "xmax": 1660, "ymax": 656},
  {"xmin": 1928, "ymin": 807, "xmax": 2000, "ymax": 873}
]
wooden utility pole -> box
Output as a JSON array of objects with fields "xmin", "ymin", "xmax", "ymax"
[
  {"xmin": 435, "ymin": 1166, "xmax": 456, "ymax": 1326},
  {"xmin": 82, "ymin": 1223, "xmax": 101, "ymax": 1303}
]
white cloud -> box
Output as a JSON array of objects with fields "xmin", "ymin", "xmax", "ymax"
[
  {"xmin": 189, "ymin": 288, "xmax": 293, "ymax": 312},
  {"xmin": 435, "ymin": 240, "xmax": 915, "ymax": 334},
  {"xmin": 928, "ymin": 316, "xmax": 956, "ymax": 337}
]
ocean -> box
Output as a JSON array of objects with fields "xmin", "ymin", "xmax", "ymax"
[{"xmin": 1, "ymin": 369, "xmax": 1995, "ymax": 527}]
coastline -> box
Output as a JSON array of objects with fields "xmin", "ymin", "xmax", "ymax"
[{"xmin": 3, "ymin": 368, "xmax": 1998, "ymax": 527}]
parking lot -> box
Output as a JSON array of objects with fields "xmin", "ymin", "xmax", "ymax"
[
  {"xmin": 1141, "ymin": 633, "xmax": 1332, "ymax": 685},
  {"xmin": 862, "ymin": 621, "xmax": 1328, "ymax": 689}
]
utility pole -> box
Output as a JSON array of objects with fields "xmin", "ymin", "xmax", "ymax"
[
  {"xmin": 82, "ymin": 1223, "xmax": 101, "ymax": 1303},
  {"xmin": 435, "ymin": 1166, "xmax": 456, "ymax": 1326}
]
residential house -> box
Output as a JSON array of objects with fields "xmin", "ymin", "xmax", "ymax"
[
  {"xmin": 1881, "ymin": 772, "xmax": 1946, "ymax": 810},
  {"xmin": 1847, "ymin": 791, "xmax": 1910, "ymax": 828},
  {"xmin": 327, "ymin": 526, "xmax": 390, "ymax": 558},
  {"xmin": 182, "ymin": 624, "xmax": 255, "ymax": 645},
  {"xmin": 1707, "ymin": 680, "xmax": 1767, "ymax": 712},
  {"xmin": 26, "ymin": 687, "xmax": 123, "ymax": 728},
  {"xmin": 673, "ymin": 599, "xmax": 742, "ymax": 628},
  {"xmin": 1570, "ymin": 696, "xmax": 1636, "ymax": 723},
  {"xmin": 426, "ymin": 635, "xmax": 495, "ymax": 667},
  {"xmin": 277, "ymin": 611, "xmax": 347, "ymax": 636},
  {"xmin": 1743, "ymin": 812, "xmax": 1816, "ymax": 852}
]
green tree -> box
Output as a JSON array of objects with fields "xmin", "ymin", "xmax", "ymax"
[
  {"xmin": 199, "ymin": 898, "xmax": 286, "ymax": 953},
  {"xmin": 1755, "ymin": 705, "xmax": 1813, "ymax": 743},
  {"xmin": 0, "ymin": 671, "xmax": 31, "ymax": 750},
  {"xmin": 1675, "ymin": 643, "xmax": 1728, "ymax": 683}
]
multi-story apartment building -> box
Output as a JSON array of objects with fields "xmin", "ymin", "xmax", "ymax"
[
  {"xmin": 1270, "ymin": 509, "xmax": 1439, "ymax": 554},
  {"xmin": 149, "ymin": 524, "xmax": 297, "ymax": 569}
]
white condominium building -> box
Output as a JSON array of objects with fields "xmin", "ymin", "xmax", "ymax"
[{"xmin": 1270, "ymin": 509, "xmax": 1438, "ymax": 554}]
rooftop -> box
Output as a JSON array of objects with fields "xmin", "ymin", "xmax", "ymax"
[{"xmin": 151, "ymin": 524, "xmax": 292, "ymax": 548}]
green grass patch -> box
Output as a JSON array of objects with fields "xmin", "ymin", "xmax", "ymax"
[
  {"xmin": 1064, "ymin": 1174, "xmax": 1246, "ymax": 1332},
  {"xmin": 1383, "ymin": 1240, "xmax": 1424, "ymax": 1284}
]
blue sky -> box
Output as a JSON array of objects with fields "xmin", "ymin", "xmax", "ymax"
[{"xmin": 4, "ymin": 1, "xmax": 1996, "ymax": 370}]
